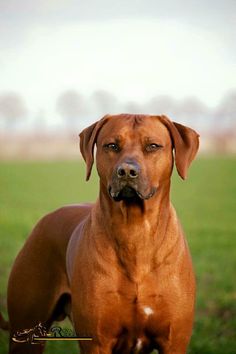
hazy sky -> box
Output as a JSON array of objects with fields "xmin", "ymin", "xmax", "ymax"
[{"xmin": 0, "ymin": 0, "xmax": 235, "ymax": 121}]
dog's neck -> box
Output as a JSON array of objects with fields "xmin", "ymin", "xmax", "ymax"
[{"xmin": 92, "ymin": 180, "xmax": 175, "ymax": 281}]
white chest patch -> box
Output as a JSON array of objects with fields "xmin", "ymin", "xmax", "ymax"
[
  {"xmin": 143, "ymin": 306, "xmax": 154, "ymax": 316},
  {"xmin": 136, "ymin": 338, "xmax": 142, "ymax": 351}
]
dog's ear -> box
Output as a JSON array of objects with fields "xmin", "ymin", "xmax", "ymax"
[
  {"xmin": 79, "ymin": 115, "xmax": 110, "ymax": 181},
  {"xmin": 159, "ymin": 115, "xmax": 200, "ymax": 179}
]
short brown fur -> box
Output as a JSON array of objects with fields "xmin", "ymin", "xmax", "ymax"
[{"xmin": 5, "ymin": 114, "xmax": 199, "ymax": 354}]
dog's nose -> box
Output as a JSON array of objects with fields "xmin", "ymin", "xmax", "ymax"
[{"xmin": 117, "ymin": 162, "xmax": 139, "ymax": 179}]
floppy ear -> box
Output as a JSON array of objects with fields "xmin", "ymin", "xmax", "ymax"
[
  {"xmin": 79, "ymin": 115, "xmax": 110, "ymax": 181},
  {"xmin": 159, "ymin": 115, "xmax": 200, "ymax": 179}
]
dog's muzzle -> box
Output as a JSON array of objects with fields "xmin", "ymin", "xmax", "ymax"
[{"xmin": 108, "ymin": 161, "xmax": 157, "ymax": 202}]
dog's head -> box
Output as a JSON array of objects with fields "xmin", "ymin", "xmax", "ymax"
[{"xmin": 80, "ymin": 114, "xmax": 199, "ymax": 202}]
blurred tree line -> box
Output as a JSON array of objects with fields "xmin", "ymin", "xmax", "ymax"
[{"xmin": 0, "ymin": 89, "xmax": 235, "ymax": 137}]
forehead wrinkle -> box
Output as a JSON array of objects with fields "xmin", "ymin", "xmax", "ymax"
[
  {"xmin": 132, "ymin": 115, "xmax": 145, "ymax": 129},
  {"xmin": 97, "ymin": 114, "xmax": 170, "ymax": 145},
  {"xmin": 136, "ymin": 117, "xmax": 171, "ymax": 143},
  {"xmin": 98, "ymin": 117, "xmax": 134, "ymax": 141},
  {"xmin": 110, "ymin": 113, "xmax": 146, "ymax": 129}
]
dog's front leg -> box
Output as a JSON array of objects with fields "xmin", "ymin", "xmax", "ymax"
[{"xmin": 157, "ymin": 332, "xmax": 191, "ymax": 354}]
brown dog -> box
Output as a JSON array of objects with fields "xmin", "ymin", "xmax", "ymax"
[{"xmin": 5, "ymin": 114, "xmax": 199, "ymax": 354}]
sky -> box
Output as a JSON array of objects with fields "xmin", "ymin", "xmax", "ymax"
[{"xmin": 0, "ymin": 0, "xmax": 235, "ymax": 124}]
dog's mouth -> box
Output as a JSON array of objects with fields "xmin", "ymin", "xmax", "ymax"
[{"xmin": 108, "ymin": 186, "xmax": 157, "ymax": 202}]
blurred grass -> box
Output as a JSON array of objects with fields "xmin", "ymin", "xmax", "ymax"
[{"xmin": 0, "ymin": 157, "xmax": 236, "ymax": 353}]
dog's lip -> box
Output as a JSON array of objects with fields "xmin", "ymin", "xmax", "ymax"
[
  {"xmin": 108, "ymin": 186, "xmax": 157, "ymax": 201},
  {"xmin": 136, "ymin": 187, "xmax": 157, "ymax": 200}
]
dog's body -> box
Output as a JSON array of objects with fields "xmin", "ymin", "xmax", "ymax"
[{"xmin": 5, "ymin": 114, "xmax": 199, "ymax": 354}]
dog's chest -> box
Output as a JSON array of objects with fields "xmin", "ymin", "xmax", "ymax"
[
  {"xmin": 114, "ymin": 274, "xmax": 169, "ymax": 325},
  {"xmin": 112, "ymin": 294, "xmax": 170, "ymax": 353}
]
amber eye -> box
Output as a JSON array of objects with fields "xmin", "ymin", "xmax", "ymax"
[
  {"xmin": 103, "ymin": 143, "xmax": 120, "ymax": 152},
  {"xmin": 145, "ymin": 143, "xmax": 163, "ymax": 152}
]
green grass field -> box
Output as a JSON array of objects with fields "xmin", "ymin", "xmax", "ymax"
[{"xmin": 0, "ymin": 157, "xmax": 236, "ymax": 353}]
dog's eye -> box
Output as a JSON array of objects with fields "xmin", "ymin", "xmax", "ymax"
[
  {"xmin": 103, "ymin": 143, "xmax": 120, "ymax": 152},
  {"xmin": 145, "ymin": 143, "xmax": 163, "ymax": 152}
]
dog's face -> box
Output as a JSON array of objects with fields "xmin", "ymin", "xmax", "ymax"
[
  {"xmin": 96, "ymin": 115, "xmax": 173, "ymax": 201},
  {"xmin": 80, "ymin": 114, "xmax": 199, "ymax": 203}
]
